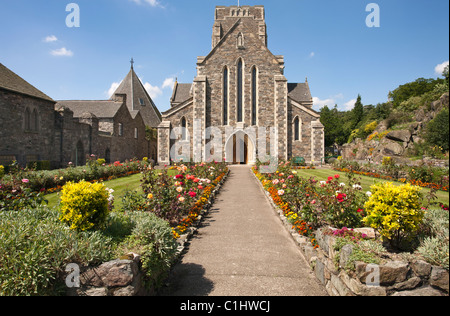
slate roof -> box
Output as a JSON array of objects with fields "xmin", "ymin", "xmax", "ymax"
[
  {"xmin": 170, "ymin": 83, "xmax": 192, "ymax": 106},
  {"xmin": 0, "ymin": 63, "xmax": 54, "ymax": 102},
  {"xmin": 288, "ymin": 83, "xmax": 312, "ymax": 103},
  {"xmin": 56, "ymin": 100, "xmax": 123, "ymax": 119},
  {"xmin": 110, "ymin": 67, "xmax": 162, "ymax": 127}
]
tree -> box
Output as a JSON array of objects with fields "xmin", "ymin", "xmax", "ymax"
[
  {"xmin": 425, "ymin": 107, "xmax": 449, "ymax": 152},
  {"xmin": 351, "ymin": 94, "xmax": 363, "ymax": 129},
  {"xmin": 388, "ymin": 78, "xmax": 444, "ymax": 108}
]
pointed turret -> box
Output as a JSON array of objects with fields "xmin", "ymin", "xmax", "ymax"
[{"xmin": 110, "ymin": 61, "xmax": 162, "ymax": 128}]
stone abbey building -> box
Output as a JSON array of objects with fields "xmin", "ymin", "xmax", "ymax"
[
  {"xmin": 158, "ymin": 5, "xmax": 324, "ymax": 165},
  {"xmin": 0, "ymin": 62, "xmax": 160, "ymax": 168},
  {"xmin": 1, "ymin": 5, "xmax": 324, "ymax": 169}
]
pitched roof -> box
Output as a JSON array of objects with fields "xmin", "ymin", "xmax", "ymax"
[
  {"xmin": 170, "ymin": 83, "xmax": 192, "ymax": 106},
  {"xmin": 288, "ymin": 83, "xmax": 312, "ymax": 103},
  {"xmin": 0, "ymin": 63, "xmax": 54, "ymax": 102},
  {"xmin": 110, "ymin": 67, "xmax": 162, "ymax": 127},
  {"xmin": 56, "ymin": 100, "xmax": 123, "ymax": 118}
]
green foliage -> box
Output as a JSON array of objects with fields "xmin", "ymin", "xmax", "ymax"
[
  {"xmin": 117, "ymin": 212, "xmax": 178, "ymax": 289},
  {"xmin": 417, "ymin": 208, "xmax": 449, "ymax": 269},
  {"xmin": 425, "ymin": 107, "xmax": 449, "ymax": 152},
  {"xmin": 389, "ymin": 77, "xmax": 444, "ymax": 108},
  {"xmin": 352, "ymin": 94, "xmax": 364, "ymax": 129},
  {"xmin": 363, "ymin": 182, "xmax": 424, "ymax": 249},
  {"xmin": 0, "ymin": 206, "xmax": 113, "ymax": 296},
  {"xmin": 120, "ymin": 189, "xmax": 147, "ymax": 213},
  {"xmin": 59, "ymin": 181, "xmax": 110, "ymax": 231}
]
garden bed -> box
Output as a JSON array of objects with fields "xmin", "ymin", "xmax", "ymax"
[
  {"xmin": 0, "ymin": 161, "xmax": 229, "ymax": 296},
  {"xmin": 252, "ymin": 162, "xmax": 449, "ymax": 296}
]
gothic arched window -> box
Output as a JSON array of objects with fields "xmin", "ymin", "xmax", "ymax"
[
  {"xmin": 251, "ymin": 67, "xmax": 258, "ymax": 126},
  {"xmin": 294, "ymin": 117, "xmax": 301, "ymax": 141},
  {"xmin": 24, "ymin": 107, "xmax": 31, "ymax": 131},
  {"xmin": 237, "ymin": 59, "xmax": 243, "ymax": 123},
  {"xmin": 181, "ymin": 117, "xmax": 187, "ymax": 140},
  {"xmin": 223, "ymin": 67, "xmax": 229, "ymax": 125}
]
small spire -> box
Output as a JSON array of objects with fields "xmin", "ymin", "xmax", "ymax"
[{"xmin": 130, "ymin": 57, "xmax": 134, "ymax": 69}]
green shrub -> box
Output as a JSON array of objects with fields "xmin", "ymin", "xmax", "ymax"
[
  {"xmin": 59, "ymin": 181, "xmax": 110, "ymax": 231},
  {"xmin": 425, "ymin": 107, "xmax": 449, "ymax": 152},
  {"xmin": 363, "ymin": 182, "xmax": 424, "ymax": 249},
  {"xmin": 0, "ymin": 206, "xmax": 113, "ymax": 296},
  {"xmin": 118, "ymin": 212, "xmax": 178, "ymax": 289}
]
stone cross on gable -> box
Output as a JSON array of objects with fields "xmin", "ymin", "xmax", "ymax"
[{"xmin": 130, "ymin": 58, "xmax": 134, "ymax": 69}]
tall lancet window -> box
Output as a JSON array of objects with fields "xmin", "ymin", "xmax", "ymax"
[
  {"xmin": 251, "ymin": 67, "xmax": 258, "ymax": 126},
  {"xmin": 237, "ymin": 59, "xmax": 243, "ymax": 122},
  {"xmin": 223, "ymin": 67, "xmax": 229, "ymax": 125},
  {"xmin": 294, "ymin": 117, "xmax": 300, "ymax": 141}
]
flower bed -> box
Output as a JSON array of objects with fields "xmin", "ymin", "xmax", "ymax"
[
  {"xmin": 333, "ymin": 159, "xmax": 449, "ymax": 192},
  {"xmin": 0, "ymin": 158, "xmax": 150, "ymax": 201},
  {"xmin": 140, "ymin": 162, "xmax": 229, "ymax": 240},
  {"xmin": 252, "ymin": 160, "xmax": 449, "ymax": 296}
]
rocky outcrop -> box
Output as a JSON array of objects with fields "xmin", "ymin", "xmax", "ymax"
[{"xmin": 341, "ymin": 92, "xmax": 449, "ymax": 165}]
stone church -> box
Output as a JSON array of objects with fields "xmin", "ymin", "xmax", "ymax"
[
  {"xmin": 158, "ymin": 5, "xmax": 325, "ymax": 165},
  {"xmin": 0, "ymin": 62, "xmax": 160, "ymax": 168}
]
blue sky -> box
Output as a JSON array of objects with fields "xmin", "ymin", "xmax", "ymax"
[{"xmin": 0, "ymin": 0, "xmax": 448, "ymax": 113}]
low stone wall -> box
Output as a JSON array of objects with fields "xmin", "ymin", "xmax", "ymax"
[{"xmin": 254, "ymin": 170, "xmax": 449, "ymax": 296}]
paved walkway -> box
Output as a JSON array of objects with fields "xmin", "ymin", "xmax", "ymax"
[{"xmin": 159, "ymin": 165, "xmax": 328, "ymax": 296}]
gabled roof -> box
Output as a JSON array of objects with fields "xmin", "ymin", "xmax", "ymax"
[
  {"xmin": 110, "ymin": 67, "xmax": 162, "ymax": 127},
  {"xmin": 288, "ymin": 83, "xmax": 313, "ymax": 103},
  {"xmin": 56, "ymin": 100, "xmax": 123, "ymax": 119},
  {"xmin": 0, "ymin": 63, "xmax": 54, "ymax": 102},
  {"xmin": 170, "ymin": 82, "xmax": 193, "ymax": 106}
]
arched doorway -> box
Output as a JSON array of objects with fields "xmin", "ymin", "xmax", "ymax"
[{"xmin": 225, "ymin": 131, "xmax": 255, "ymax": 165}]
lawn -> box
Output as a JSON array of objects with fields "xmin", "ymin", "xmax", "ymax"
[
  {"xmin": 45, "ymin": 173, "xmax": 143, "ymax": 211},
  {"xmin": 295, "ymin": 168, "xmax": 449, "ymax": 206}
]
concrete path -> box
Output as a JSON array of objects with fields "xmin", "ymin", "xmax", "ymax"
[{"xmin": 159, "ymin": 165, "xmax": 328, "ymax": 296}]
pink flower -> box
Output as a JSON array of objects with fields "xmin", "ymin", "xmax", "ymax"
[
  {"xmin": 22, "ymin": 179, "xmax": 29, "ymax": 184},
  {"xmin": 198, "ymin": 185, "xmax": 204, "ymax": 190},
  {"xmin": 193, "ymin": 178, "xmax": 200, "ymax": 183},
  {"xmin": 189, "ymin": 191, "xmax": 197, "ymax": 198},
  {"xmin": 278, "ymin": 190, "xmax": 285, "ymax": 196},
  {"xmin": 311, "ymin": 200, "xmax": 316, "ymax": 205}
]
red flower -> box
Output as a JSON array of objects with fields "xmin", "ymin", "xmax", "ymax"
[
  {"xmin": 334, "ymin": 174, "xmax": 340, "ymax": 179},
  {"xmin": 175, "ymin": 174, "xmax": 184, "ymax": 179},
  {"xmin": 336, "ymin": 193, "xmax": 347, "ymax": 202},
  {"xmin": 357, "ymin": 208, "xmax": 364, "ymax": 213},
  {"xmin": 328, "ymin": 176, "xmax": 333, "ymax": 181},
  {"xmin": 189, "ymin": 191, "xmax": 197, "ymax": 198}
]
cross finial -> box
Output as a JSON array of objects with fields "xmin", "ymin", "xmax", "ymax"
[{"xmin": 130, "ymin": 57, "xmax": 134, "ymax": 69}]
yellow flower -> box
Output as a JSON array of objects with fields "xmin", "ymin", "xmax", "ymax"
[{"xmin": 147, "ymin": 193, "xmax": 154, "ymax": 199}]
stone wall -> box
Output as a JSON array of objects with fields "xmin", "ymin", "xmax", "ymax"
[{"xmin": 0, "ymin": 89, "xmax": 57, "ymax": 167}]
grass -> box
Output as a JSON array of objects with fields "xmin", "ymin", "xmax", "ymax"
[
  {"xmin": 45, "ymin": 173, "xmax": 143, "ymax": 211},
  {"xmin": 295, "ymin": 168, "xmax": 449, "ymax": 206}
]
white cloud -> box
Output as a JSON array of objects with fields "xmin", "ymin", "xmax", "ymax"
[
  {"xmin": 344, "ymin": 99, "xmax": 357, "ymax": 111},
  {"xmin": 313, "ymin": 97, "xmax": 335, "ymax": 110},
  {"xmin": 162, "ymin": 77, "xmax": 176, "ymax": 89},
  {"xmin": 50, "ymin": 47, "xmax": 73, "ymax": 57},
  {"xmin": 44, "ymin": 35, "xmax": 58, "ymax": 43},
  {"xmin": 130, "ymin": 0, "xmax": 163, "ymax": 8},
  {"xmin": 107, "ymin": 81, "xmax": 122, "ymax": 98},
  {"xmin": 435, "ymin": 60, "xmax": 449, "ymax": 76},
  {"xmin": 144, "ymin": 82, "xmax": 163, "ymax": 99},
  {"xmin": 309, "ymin": 52, "xmax": 315, "ymax": 58}
]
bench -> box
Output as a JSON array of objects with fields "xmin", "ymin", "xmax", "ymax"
[{"xmin": 292, "ymin": 157, "xmax": 306, "ymax": 166}]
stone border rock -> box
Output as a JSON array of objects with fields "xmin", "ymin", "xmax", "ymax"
[
  {"xmin": 251, "ymin": 168, "xmax": 449, "ymax": 296},
  {"xmin": 67, "ymin": 169, "xmax": 230, "ymax": 296}
]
